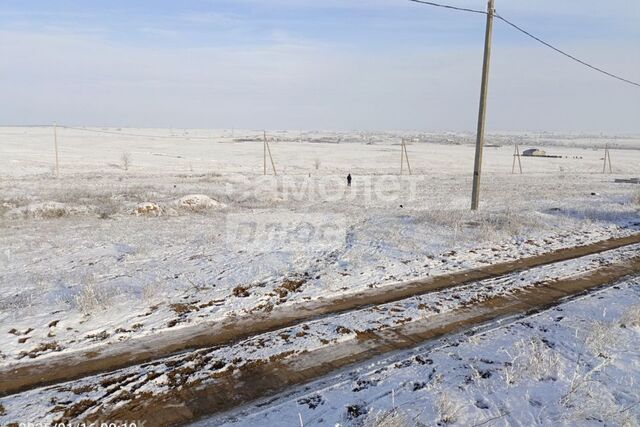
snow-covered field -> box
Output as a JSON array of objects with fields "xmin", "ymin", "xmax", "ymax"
[
  {"xmin": 1, "ymin": 244, "xmax": 638, "ymax": 425},
  {"xmin": 1, "ymin": 126, "xmax": 639, "ymax": 424},
  {"xmin": 2, "ymin": 126, "xmax": 639, "ymax": 177},
  {"xmin": 203, "ymin": 278, "xmax": 640, "ymax": 427}
]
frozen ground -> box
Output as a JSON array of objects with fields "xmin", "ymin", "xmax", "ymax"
[
  {"xmin": 200, "ymin": 277, "xmax": 640, "ymax": 427},
  {"xmin": 1, "ymin": 127, "xmax": 639, "ymax": 366},
  {"xmin": 1, "ymin": 241, "xmax": 638, "ymax": 425}
]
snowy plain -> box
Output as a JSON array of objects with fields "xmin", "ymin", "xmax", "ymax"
[{"xmin": 0, "ymin": 126, "xmax": 639, "ymax": 424}]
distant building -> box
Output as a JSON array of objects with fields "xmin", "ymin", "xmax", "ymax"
[{"xmin": 522, "ymin": 148, "xmax": 546, "ymax": 157}]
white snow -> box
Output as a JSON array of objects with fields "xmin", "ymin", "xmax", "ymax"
[
  {"xmin": 2, "ymin": 127, "xmax": 640, "ymax": 364},
  {"xmin": 2, "ymin": 246, "xmax": 638, "ymax": 426},
  {"xmin": 176, "ymin": 194, "xmax": 225, "ymax": 210},
  {"xmin": 201, "ymin": 278, "xmax": 640, "ymax": 427},
  {"xmin": 0, "ymin": 126, "xmax": 639, "ymax": 424}
]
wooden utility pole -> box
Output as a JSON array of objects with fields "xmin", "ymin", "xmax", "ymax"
[
  {"xmin": 263, "ymin": 131, "xmax": 267, "ymax": 175},
  {"xmin": 470, "ymin": 0, "xmax": 495, "ymax": 210},
  {"xmin": 403, "ymin": 140, "xmax": 412, "ymax": 175},
  {"xmin": 263, "ymin": 131, "xmax": 277, "ymax": 175},
  {"xmin": 602, "ymin": 144, "xmax": 612, "ymax": 174},
  {"xmin": 400, "ymin": 138, "xmax": 413, "ymax": 175},
  {"xmin": 400, "ymin": 139, "xmax": 405, "ymax": 175},
  {"xmin": 53, "ymin": 122, "xmax": 60, "ymax": 177},
  {"xmin": 266, "ymin": 140, "xmax": 277, "ymax": 176},
  {"xmin": 512, "ymin": 144, "xmax": 522, "ymax": 174}
]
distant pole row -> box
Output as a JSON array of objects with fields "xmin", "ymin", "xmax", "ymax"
[{"xmin": 49, "ymin": 124, "xmax": 615, "ymax": 178}]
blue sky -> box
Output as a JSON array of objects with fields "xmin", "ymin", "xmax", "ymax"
[{"xmin": 1, "ymin": 0, "xmax": 639, "ymax": 131}]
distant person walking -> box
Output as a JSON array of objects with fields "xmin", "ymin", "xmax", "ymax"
[{"xmin": 347, "ymin": 173, "xmax": 352, "ymax": 187}]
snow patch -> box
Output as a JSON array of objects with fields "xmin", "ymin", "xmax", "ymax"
[
  {"xmin": 6, "ymin": 201, "xmax": 91, "ymax": 219},
  {"xmin": 175, "ymin": 194, "xmax": 224, "ymax": 210}
]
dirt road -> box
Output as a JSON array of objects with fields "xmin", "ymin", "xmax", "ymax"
[
  {"xmin": 2, "ymin": 233, "xmax": 640, "ymax": 398},
  {"xmin": 79, "ymin": 256, "xmax": 640, "ymax": 426}
]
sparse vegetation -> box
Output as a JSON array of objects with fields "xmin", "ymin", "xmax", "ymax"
[
  {"xmin": 502, "ymin": 337, "xmax": 560, "ymax": 385},
  {"xmin": 363, "ymin": 409, "xmax": 411, "ymax": 427},
  {"xmin": 435, "ymin": 392, "xmax": 463, "ymax": 425},
  {"xmin": 418, "ymin": 208, "xmax": 538, "ymax": 243},
  {"xmin": 95, "ymin": 195, "xmax": 120, "ymax": 219},
  {"xmin": 18, "ymin": 341, "xmax": 63, "ymax": 359},
  {"xmin": 74, "ymin": 277, "xmax": 118, "ymax": 314},
  {"xmin": 141, "ymin": 281, "xmax": 166, "ymax": 303},
  {"xmin": 121, "ymin": 152, "xmax": 132, "ymax": 171},
  {"xmin": 561, "ymin": 310, "xmax": 638, "ymax": 410},
  {"xmin": 584, "ymin": 320, "xmax": 619, "ymax": 357},
  {"xmin": 620, "ymin": 305, "xmax": 640, "ymax": 329}
]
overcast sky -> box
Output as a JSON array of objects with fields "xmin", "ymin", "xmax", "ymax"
[{"xmin": 1, "ymin": 0, "xmax": 639, "ymax": 132}]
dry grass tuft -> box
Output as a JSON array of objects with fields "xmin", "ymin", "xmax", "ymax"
[
  {"xmin": 74, "ymin": 276, "xmax": 119, "ymax": 314},
  {"xmin": 619, "ymin": 305, "xmax": 640, "ymax": 329},
  {"xmin": 363, "ymin": 409, "xmax": 411, "ymax": 427},
  {"xmin": 121, "ymin": 152, "xmax": 132, "ymax": 171},
  {"xmin": 435, "ymin": 392, "xmax": 463, "ymax": 425},
  {"xmin": 584, "ymin": 320, "xmax": 619, "ymax": 357},
  {"xmin": 502, "ymin": 337, "xmax": 560, "ymax": 384}
]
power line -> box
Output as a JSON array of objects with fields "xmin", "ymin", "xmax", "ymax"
[
  {"xmin": 408, "ymin": 0, "xmax": 485, "ymax": 15},
  {"xmin": 60, "ymin": 125, "xmax": 216, "ymax": 140},
  {"xmin": 494, "ymin": 13, "xmax": 640, "ymax": 88},
  {"xmin": 408, "ymin": 0, "xmax": 640, "ymax": 88}
]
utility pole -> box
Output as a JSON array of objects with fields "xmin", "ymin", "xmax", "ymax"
[
  {"xmin": 400, "ymin": 139, "xmax": 413, "ymax": 175},
  {"xmin": 400, "ymin": 138, "xmax": 405, "ymax": 175},
  {"xmin": 403, "ymin": 140, "xmax": 412, "ymax": 175},
  {"xmin": 53, "ymin": 122, "xmax": 60, "ymax": 177},
  {"xmin": 263, "ymin": 131, "xmax": 277, "ymax": 175},
  {"xmin": 512, "ymin": 144, "xmax": 522, "ymax": 174},
  {"xmin": 263, "ymin": 131, "xmax": 267, "ymax": 175},
  {"xmin": 266, "ymin": 138, "xmax": 277, "ymax": 176},
  {"xmin": 602, "ymin": 143, "xmax": 612, "ymax": 174},
  {"xmin": 470, "ymin": 0, "xmax": 495, "ymax": 210}
]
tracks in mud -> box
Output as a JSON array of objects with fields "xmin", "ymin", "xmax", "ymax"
[
  {"xmin": 1, "ymin": 235, "xmax": 640, "ymax": 427},
  {"xmin": 83, "ymin": 256, "xmax": 640, "ymax": 426},
  {"xmin": 2, "ymin": 234, "xmax": 640, "ymax": 398}
]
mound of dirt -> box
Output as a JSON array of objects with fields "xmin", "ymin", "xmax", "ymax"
[
  {"xmin": 7, "ymin": 202, "xmax": 90, "ymax": 219},
  {"xmin": 133, "ymin": 202, "xmax": 162, "ymax": 217},
  {"xmin": 175, "ymin": 194, "xmax": 224, "ymax": 211}
]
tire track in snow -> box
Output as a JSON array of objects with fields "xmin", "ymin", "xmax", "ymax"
[
  {"xmin": 1, "ymin": 233, "xmax": 640, "ymax": 397},
  {"xmin": 2, "ymin": 246, "xmax": 640, "ymax": 425}
]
